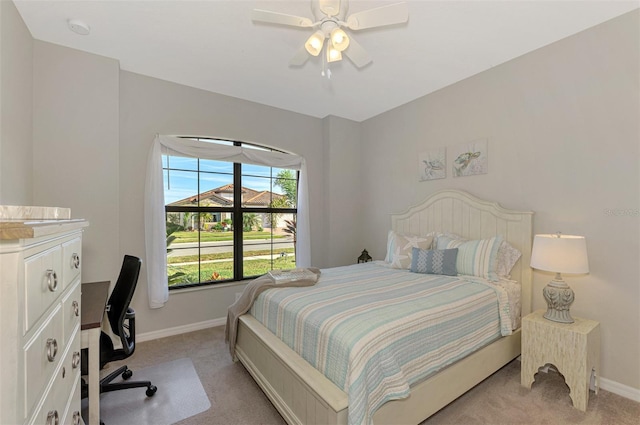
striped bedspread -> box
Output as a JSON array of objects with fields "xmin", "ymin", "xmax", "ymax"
[{"xmin": 249, "ymin": 262, "xmax": 513, "ymax": 425}]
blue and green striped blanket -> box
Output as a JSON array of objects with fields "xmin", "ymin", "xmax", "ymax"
[{"xmin": 250, "ymin": 262, "xmax": 512, "ymax": 425}]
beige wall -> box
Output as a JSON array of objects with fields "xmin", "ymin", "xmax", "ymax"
[
  {"xmin": 322, "ymin": 115, "xmax": 363, "ymax": 267},
  {"xmin": 32, "ymin": 41, "xmax": 121, "ymax": 284},
  {"xmin": 360, "ymin": 11, "xmax": 639, "ymax": 391},
  {"xmin": 0, "ymin": 0, "xmax": 32, "ymax": 205},
  {"xmin": 118, "ymin": 71, "xmax": 332, "ymax": 333}
]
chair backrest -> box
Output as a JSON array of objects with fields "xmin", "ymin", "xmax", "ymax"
[{"xmin": 106, "ymin": 255, "xmax": 142, "ymax": 341}]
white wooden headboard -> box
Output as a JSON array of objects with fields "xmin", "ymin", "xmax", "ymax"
[{"xmin": 391, "ymin": 190, "xmax": 534, "ymax": 316}]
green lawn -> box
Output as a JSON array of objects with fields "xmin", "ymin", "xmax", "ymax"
[
  {"xmin": 168, "ymin": 256, "xmax": 295, "ymax": 286},
  {"xmin": 172, "ymin": 230, "xmax": 287, "ymax": 244},
  {"xmin": 167, "ymin": 248, "xmax": 294, "ymax": 264}
]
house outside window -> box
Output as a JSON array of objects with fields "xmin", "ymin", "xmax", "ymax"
[{"xmin": 163, "ymin": 138, "xmax": 298, "ymax": 289}]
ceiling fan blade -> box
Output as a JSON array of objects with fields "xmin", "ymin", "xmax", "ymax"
[
  {"xmin": 345, "ymin": 2, "xmax": 409, "ymax": 30},
  {"xmin": 289, "ymin": 46, "xmax": 310, "ymax": 67},
  {"xmin": 252, "ymin": 9, "xmax": 314, "ymax": 27},
  {"xmin": 343, "ymin": 36, "xmax": 372, "ymax": 68}
]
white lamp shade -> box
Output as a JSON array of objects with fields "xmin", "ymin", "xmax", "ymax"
[
  {"xmin": 330, "ymin": 28, "xmax": 350, "ymax": 51},
  {"xmin": 305, "ymin": 31, "xmax": 325, "ymax": 56},
  {"xmin": 326, "ymin": 45, "xmax": 342, "ymax": 62},
  {"xmin": 530, "ymin": 234, "xmax": 589, "ymax": 274}
]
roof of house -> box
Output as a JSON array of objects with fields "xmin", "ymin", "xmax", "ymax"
[{"xmin": 168, "ymin": 184, "xmax": 284, "ymax": 207}]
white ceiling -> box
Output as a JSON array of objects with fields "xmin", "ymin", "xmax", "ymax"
[{"xmin": 14, "ymin": 0, "xmax": 639, "ymax": 122}]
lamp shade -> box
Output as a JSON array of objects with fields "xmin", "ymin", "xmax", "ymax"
[
  {"xmin": 530, "ymin": 234, "xmax": 589, "ymax": 274},
  {"xmin": 305, "ymin": 30, "xmax": 325, "ymax": 56},
  {"xmin": 330, "ymin": 28, "xmax": 350, "ymax": 51},
  {"xmin": 326, "ymin": 44, "xmax": 342, "ymax": 62}
]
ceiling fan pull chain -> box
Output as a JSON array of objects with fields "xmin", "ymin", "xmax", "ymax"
[{"xmin": 321, "ymin": 47, "xmax": 327, "ymax": 77}]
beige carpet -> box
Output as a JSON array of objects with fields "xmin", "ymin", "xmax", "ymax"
[
  {"xmin": 84, "ymin": 357, "xmax": 210, "ymax": 425},
  {"xmin": 103, "ymin": 326, "xmax": 639, "ymax": 425}
]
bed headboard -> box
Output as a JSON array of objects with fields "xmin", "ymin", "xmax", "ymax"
[{"xmin": 391, "ymin": 190, "xmax": 534, "ymax": 316}]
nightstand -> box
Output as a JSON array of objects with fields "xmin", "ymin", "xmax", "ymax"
[{"xmin": 521, "ymin": 310, "xmax": 600, "ymax": 411}]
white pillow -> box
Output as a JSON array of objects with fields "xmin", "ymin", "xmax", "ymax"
[
  {"xmin": 496, "ymin": 241, "xmax": 522, "ymax": 279},
  {"xmin": 436, "ymin": 234, "xmax": 503, "ymax": 281},
  {"xmin": 385, "ymin": 231, "xmax": 434, "ymax": 269}
]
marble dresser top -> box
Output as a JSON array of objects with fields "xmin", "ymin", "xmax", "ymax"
[{"xmin": 0, "ymin": 205, "xmax": 88, "ymax": 240}]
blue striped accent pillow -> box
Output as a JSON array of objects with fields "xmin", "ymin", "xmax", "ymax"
[
  {"xmin": 436, "ymin": 235, "xmax": 503, "ymax": 281},
  {"xmin": 410, "ymin": 248, "xmax": 458, "ymax": 276}
]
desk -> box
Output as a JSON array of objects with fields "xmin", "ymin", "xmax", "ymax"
[{"xmin": 81, "ymin": 281, "xmax": 110, "ymax": 425}]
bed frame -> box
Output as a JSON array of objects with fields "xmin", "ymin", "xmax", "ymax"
[{"xmin": 235, "ymin": 190, "xmax": 533, "ymax": 424}]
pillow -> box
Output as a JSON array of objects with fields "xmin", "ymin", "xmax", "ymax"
[
  {"xmin": 436, "ymin": 234, "xmax": 503, "ymax": 281},
  {"xmin": 496, "ymin": 241, "xmax": 522, "ymax": 279},
  {"xmin": 435, "ymin": 232, "xmax": 464, "ymax": 248},
  {"xmin": 385, "ymin": 230, "xmax": 434, "ymax": 269},
  {"xmin": 411, "ymin": 248, "xmax": 458, "ymax": 276}
]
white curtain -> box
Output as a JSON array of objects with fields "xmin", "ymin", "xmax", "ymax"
[{"xmin": 144, "ymin": 135, "xmax": 311, "ymax": 308}]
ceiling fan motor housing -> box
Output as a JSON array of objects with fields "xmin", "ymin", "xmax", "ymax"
[{"xmin": 312, "ymin": 0, "xmax": 348, "ymax": 19}]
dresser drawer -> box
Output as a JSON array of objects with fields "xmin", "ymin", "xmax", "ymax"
[
  {"xmin": 61, "ymin": 238, "xmax": 82, "ymax": 290},
  {"xmin": 62, "ymin": 281, "xmax": 81, "ymax": 346},
  {"xmin": 24, "ymin": 305, "xmax": 64, "ymax": 415},
  {"xmin": 26, "ymin": 325, "xmax": 80, "ymax": 425},
  {"xmin": 24, "ymin": 245, "xmax": 63, "ymax": 333},
  {"xmin": 56, "ymin": 329, "xmax": 81, "ymax": 424},
  {"xmin": 62, "ymin": 375, "xmax": 82, "ymax": 425}
]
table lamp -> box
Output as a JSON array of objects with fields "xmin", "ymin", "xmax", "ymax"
[{"xmin": 530, "ymin": 233, "xmax": 589, "ymax": 323}]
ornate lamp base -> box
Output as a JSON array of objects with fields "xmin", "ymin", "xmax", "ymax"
[{"xmin": 542, "ymin": 275, "xmax": 575, "ymax": 323}]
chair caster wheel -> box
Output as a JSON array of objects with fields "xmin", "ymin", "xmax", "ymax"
[
  {"xmin": 122, "ymin": 369, "xmax": 133, "ymax": 380},
  {"xmin": 146, "ymin": 385, "xmax": 157, "ymax": 397}
]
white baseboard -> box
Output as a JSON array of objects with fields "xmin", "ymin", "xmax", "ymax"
[
  {"xmin": 138, "ymin": 319, "xmax": 640, "ymax": 403},
  {"xmin": 599, "ymin": 377, "xmax": 640, "ymax": 402},
  {"xmin": 137, "ymin": 317, "xmax": 226, "ymax": 343}
]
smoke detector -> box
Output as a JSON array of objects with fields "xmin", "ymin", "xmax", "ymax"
[{"xmin": 68, "ymin": 19, "xmax": 90, "ymax": 35}]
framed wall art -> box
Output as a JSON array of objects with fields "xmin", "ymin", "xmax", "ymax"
[
  {"xmin": 450, "ymin": 139, "xmax": 488, "ymax": 177},
  {"xmin": 418, "ymin": 148, "xmax": 446, "ymax": 181}
]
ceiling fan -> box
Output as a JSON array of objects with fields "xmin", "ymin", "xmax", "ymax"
[{"xmin": 251, "ymin": 0, "xmax": 409, "ymax": 69}]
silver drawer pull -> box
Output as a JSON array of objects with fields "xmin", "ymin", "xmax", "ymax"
[
  {"xmin": 46, "ymin": 269, "xmax": 58, "ymax": 292},
  {"xmin": 46, "ymin": 338, "xmax": 58, "ymax": 362},
  {"xmin": 72, "ymin": 411, "xmax": 81, "ymax": 425},
  {"xmin": 72, "ymin": 351, "xmax": 81, "ymax": 369},
  {"xmin": 46, "ymin": 410, "xmax": 59, "ymax": 425},
  {"xmin": 72, "ymin": 253, "xmax": 80, "ymax": 269},
  {"xmin": 72, "ymin": 300, "xmax": 79, "ymax": 317}
]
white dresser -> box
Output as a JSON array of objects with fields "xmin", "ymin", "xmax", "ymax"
[{"xmin": 0, "ymin": 206, "xmax": 88, "ymax": 425}]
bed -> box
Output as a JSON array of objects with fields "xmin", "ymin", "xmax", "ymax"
[{"xmin": 234, "ymin": 189, "xmax": 533, "ymax": 425}]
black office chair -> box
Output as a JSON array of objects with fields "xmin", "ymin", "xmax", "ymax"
[{"xmin": 82, "ymin": 255, "xmax": 157, "ymax": 399}]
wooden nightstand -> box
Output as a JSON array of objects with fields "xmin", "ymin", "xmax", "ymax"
[{"xmin": 521, "ymin": 310, "xmax": 600, "ymax": 411}]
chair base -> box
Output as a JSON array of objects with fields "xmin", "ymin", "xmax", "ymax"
[{"xmin": 82, "ymin": 365, "xmax": 157, "ymax": 399}]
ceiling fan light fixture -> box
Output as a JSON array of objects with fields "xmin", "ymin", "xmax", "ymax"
[
  {"xmin": 305, "ymin": 30, "xmax": 325, "ymax": 56},
  {"xmin": 327, "ymin": 45, "xmax": 342, "ymax": 63},
  {"xmin": 330, "ymin": 28, "xmax": 349, "ymax": 52}
]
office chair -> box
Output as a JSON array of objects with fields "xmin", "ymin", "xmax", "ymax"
[{"xmin": 82, "ymin": 255, "xmax": 157, "ymax": 399}]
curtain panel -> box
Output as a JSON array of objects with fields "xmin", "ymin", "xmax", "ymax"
[{"xmin": 144, "ymin": 135, "xmax": 311, "ymax": 308}]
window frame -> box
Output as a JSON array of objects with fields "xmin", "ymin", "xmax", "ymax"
[{"xmin": 164, "ymin": 138, "xmax": 298, "ymax": 290}]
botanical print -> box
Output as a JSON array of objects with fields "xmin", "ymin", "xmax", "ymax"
[
  {"xmin": 450, "ymin": 139, "xmax": 488, "ymax": 177},
  {"xmin": 418, "ymin": 148, "xmax": 446, "ymax": 181}
]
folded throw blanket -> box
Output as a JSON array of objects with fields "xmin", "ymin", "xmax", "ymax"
[{"xmin": 225, "ymin": 267, "xmax": 321, "ymax": 358}]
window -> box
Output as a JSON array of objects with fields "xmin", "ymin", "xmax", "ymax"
[{"xmin": 163, "ymin": 138, "xmax": 298, "ymax": 289}]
